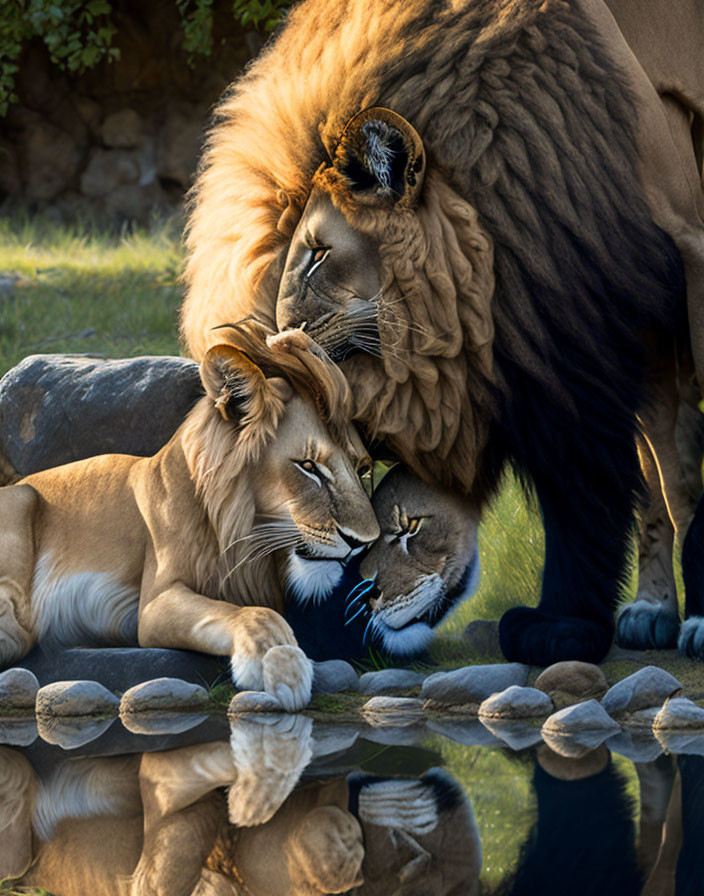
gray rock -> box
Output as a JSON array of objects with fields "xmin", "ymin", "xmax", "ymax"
[
  {"xmin": 541, "ymin": 729, "xmax": 617, "ymax": 759},
  {"xmin": 361, "ymin": 723, "xmax": 428, "ymax": 747},
  {"xmin": 0, "ymin": 667, "xmax": 39, "ymax": 710},
  {"xmin": 80, "ymin": 147, "xmax": 140, "ymax": 197},
  {"xmin": 37, "ymin": 715, "xmax": 115, "ymax": 750},
  {"xmin": 653, "ymin": 697, "xmax": 704, "ymax": 730},
  {"xmin": 0, "ymin": 354, "xmax": 201, "ymax": 479},
  {"xmin": 22, "ymin": 117, "xmax": 82, "ymax": 201},
  {"xmin": 543, "ymin": 700, "xmax": 621, "ymax": 736},
  {"xmin": 654, "ymin": 731, "xmax": 704, "ymax": 757},
  {"xmin": 601, "ymin": 666, "xmax": 681, "ymax": 716},
  {"xmin": 312, "ymin": 660, "xmax": 359, "ymax": 695},
  {"xmin": 358, "ymin": 668, "xmax": 424, "ymax": 695},
  {"xmin": 35, "ymin": 680, "xmax": 120, "ymax": 718},
  {"xmin": 463, "ymin": 619, "xmax": 501, "ymax": 656},
  {"xmin": 120, "ymin": 678, "xmax": 209, "ymax": 714},
  {"xmin": 421, "ymin": 663, "xmax": 529, "ymax": 707},
  {"xmin": 361, "ymin": 696, "xmax": 425, "ymax": 726},
  {"xmin": 480, "ymin": 719, "xmax": 544, "ymax": 750},
  {"xmin": 427, "ymin": 719, "xmax": 502, "ymax": 747},
  {"xmin": 228, "ymin": 691, "xmax": 283, "ymax": 714},
  {"xmin": 120, "ymin": 712, "xmax": 209, "ymax": 736},
  {"xmin": 478, "ymin": 686, "xmax": 554, "ymax": 720}
]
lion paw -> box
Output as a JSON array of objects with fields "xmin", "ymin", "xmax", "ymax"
[
  {"xmin": 230, "ymin": 607, "xmax": 298, "ymax": 693},
  {"xmin": 616, "ymin": 601, "xmax": 679, "ymax": 650},
  {"xmin": 678, "ymin": 616, "xmax": 704, "ymax": 660},
  {"xmin": 262, "ymin": 644, "xmax": 313, "ymax": 711}
]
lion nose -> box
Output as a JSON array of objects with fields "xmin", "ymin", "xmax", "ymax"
[{"xmin": 337, "ymin": 528, "xmax": 369, "ymax": 552}]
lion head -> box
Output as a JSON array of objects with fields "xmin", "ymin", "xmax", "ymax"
[{"xmin": 182, "ymin": 323, "xmax": 380, "ymax": 606}]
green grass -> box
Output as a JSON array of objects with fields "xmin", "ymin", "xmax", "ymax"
[{"xmin": 0, "ymin": 213, "xmax": 184, "ymax": 374}]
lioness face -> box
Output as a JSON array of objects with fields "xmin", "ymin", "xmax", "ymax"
[
  {"xmin": 276, "ymin": 188, "xmax": 382, "ymax": 359},
  {"xmin": 342, "ymin": 466, "xmax": 480, "ymax": 657},
  {"xmin": 257, "ymin": 390, "xmax": 380, "ymax": 603}
]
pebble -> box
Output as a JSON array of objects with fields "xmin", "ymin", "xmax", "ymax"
[
  {"xmin": 601, "ymin": 666, "xmax": 681, "ymax": 716},
  {"xmin": 653, "ymin": 697, "xmax": 704, "ymax": 730},
  {"xmin": 478, "ymin": 685, "xmax": 554, "ymax": 720},
  {"xmin": 227, "ymin": 691, "xmax": 283, "ymax": 714},
  {"xmin": 312, "ymin": 660, "xmax": 359, "ymax": 695},
  {"xmin": 119, "ymin": 677, "xmax": 209, "ymax": 714},
  {"xmin": 421, "ymin": 663, "xmax": 529, "ymax": 707},
  {"xmin": 35, "ymin": 680, "xmax": 119, "ymax": 717},
  {"xmin": 534, "ymin": 661, "xmax": 608, "ymax": 703},
  {"xmin": 358, "ymin": 668, "xmax": 425, "ymax": 695},
  {"xmin": 361, "ymin": 696, "xmax": 425, "ymax": 726},
  {"xmin": 0, "ymin": 667, "xmax": 39, "ymax": 710}
]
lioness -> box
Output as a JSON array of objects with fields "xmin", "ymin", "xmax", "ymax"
[{"xmin": 0, "ymin": 325, "xmax": 379, "ymax": 710}]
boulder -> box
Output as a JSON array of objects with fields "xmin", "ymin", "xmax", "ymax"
[
  {"xmin": 361, "ymin": 696, "xmax": 425, "ymax": 726},
  {"xmin": 358, "ymin": 668, "xmax": 424, "ymax": 695},
  {"xmin": 0, "ymin": 354, "xmax": 202, "ymax": 479},
  {"xmin": 421, "ymin": 663, "xmax": 529, "ymax": 707},
  {"xmin": 35, "ymin": 680, "xmax": 119, "ymax": 718},
  {"xmin": 601, "ymin": 666, "xmax": 681, "ymax": 716},
  {"xmin": 542, "ymin": 700, "xmax": 621, "ymax": 736},
  {"xmin": 312, "ymin": 660, "xmax": 359, "ymax": 695},
  {"xmin": 120, "ymin": 712, "xmax": 209, "ymax": 736},
  {"xmin": 463, "ymin": 619, "xmax": 501, "ymax": 656},
  {"xmin": 20, "ymin": 115, "xmax": 82, "ymax": 200},
  {"xmin": 479, "ymin": 719, "xmax": 544, "ymax": 750},
  {"xmin": 478, "ymin": 685, "xmax": 554, "ymax": 720},
  {"xmin": 37, "ymin": 715, "xmax": 115, "ymax": 749},
  {"xmin": 120, "ymin": 678, "xmax": 209, "ymax": 714},
  {"xmin": 0, "ymin": 668, "xmax": 39, "ymax": 710},
  {"xmin": 101, "ymin": 108, "xmax": 145, "ymax": 148}
]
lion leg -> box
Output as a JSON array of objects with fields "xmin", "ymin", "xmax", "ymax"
[{"xmin": 0, "ymin": 485, "xmax": 39, "ymax": 666}]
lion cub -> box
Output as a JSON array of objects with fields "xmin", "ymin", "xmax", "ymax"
[
  {"xmin": 288, "ymin": 464, "xmax": 480, "ymax": 661},
  {"xmin": 0, "ymin": 326, "xmax": 378, "ymax": 710}
]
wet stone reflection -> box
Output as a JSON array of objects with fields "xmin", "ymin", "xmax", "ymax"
[{"xmin": 1, "ymin": 711, "xmax": 703, "ymax": 895}]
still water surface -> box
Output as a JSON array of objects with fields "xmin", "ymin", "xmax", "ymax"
[{"xmin": 0, "ymin": 711, "xmax": 700, "ymax": 895}]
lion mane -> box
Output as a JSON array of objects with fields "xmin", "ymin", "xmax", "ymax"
[{"xmin": 182, "ymin": 0, "xmax": 684, "ymax": 497}]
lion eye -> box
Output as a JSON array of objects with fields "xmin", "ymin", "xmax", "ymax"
[
  {"xmin": 295, "ymin": 459, "xmax": 322, "ymax": 485},
  {"xmin": 307, "ymin": 246, "xmax": 330, "ymax": 277},
  {"xmin": 398, "ymin": 517, "xmax": 423, "ymax": 539}
]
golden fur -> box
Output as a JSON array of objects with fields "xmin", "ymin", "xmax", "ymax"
[
  {"xmin": 182, "ymin": 0, "xmax": 704, "ymax": 502},
  {"xmin": 0, "ymin": 326, "xmax": 378, "ymax": 711}
]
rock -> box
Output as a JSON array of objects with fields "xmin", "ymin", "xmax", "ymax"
[
  {"xmin": 541, "ymin": 729, "xmax": 616, "ymax": 759},
  {"xmin": 463, "ymin": 619, "xmax": 501, "ymax": 656},
  {"xmin": 537, "ymin": 743, "xmax": 611, "ymax": 779},
  {"xmin": 480, "ymin": 719, "xmax": 544, "ymax": 750},
  {"xmin": 120, "ymin": 678, "xmax": 209, "ymax": 714},
  {"xmin": 534, "ymin": 661, "xmax": 608, "ymax": 705},
  {"xmin": 20, "ymin": 115, "xmax": 82, "ymax": 200},
  {"xmin": 421, "ymin": 663, "xmax": 529, "ymax": 707},
  {"xmin": 35, "ymin": 680, "xmax": 119, "ymax": 718},
  {"xmin": 653, "ymin": 697, "xmax": 704, "ymax": 730},
  {"xmin": 601, "ymin": 666, "xmax": 681, "ymax": 716},
  {"xmin": 0, "ymin": 138, "xmax": 21, "ymax": 198},
  {"xmin": 358, "ymin": 668, "xmax": 424, "ymax": 695},
  {"xmin": 312, "ymin": 660, "xmax": 359, "ymax": 694},
  {"xmin": 542, "ymin": 700, "xmax": 621, "ymax": 736},
  {"xmin": 156, "ymin": 102, "xmax": 204, "ymax": 187},
  {"xmin": 654, "ymin": 731, "xmax": 704, "ymax": 757},
  {"xmin": 478, "ymin": 686, "xmax": 554, "ymax": 720},
  {"xmin": 0, "ymin": 355, "xmax": 202, "ymax": 478},
  {"xmin": 105, "ymin": 181, "xmax": 168, "ymax": 223},
  {"xmin": 427, "ymin": 719, "xmax": 502, "ymax": 747},
  {"xmin": 120, "ymin": 712, "xmax": 209, "ymax": 736},
  {"xmin": 361, "ymin": 696, "xmax": 425, "ymax": 726},
  {"xmin": 0, "ymin": 668, "xmax": 39, "ymax": 710},
  {"xmin": 37, "ymin": 716, "xmax": 115, "ymax": 749},
  {"xmin": 80, "ymin": 148, "xmax": 140, "ymax": 197},
  {"xmin": 101, "ymin": 108, "xmax": 145, "ymax": 148},
  {"xmin": 228, "ymin": 691, "xmax": 283, "ymax": 714}
]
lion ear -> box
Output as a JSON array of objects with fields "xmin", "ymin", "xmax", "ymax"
[
  {"xmin": 335, "ymin": 107, "xmax": 426, "ymax": 206},
  {"xmin": 200, "ymin": 343, "xmax": 269, "ymax": 421}
]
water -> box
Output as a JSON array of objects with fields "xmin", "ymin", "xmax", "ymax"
[{"xmin": 1, "ymin": 710, "xmax": 700, "ymax": 895}]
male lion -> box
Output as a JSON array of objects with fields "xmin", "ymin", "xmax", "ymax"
[
  {"xmin": 182, "ymin": 0, "xmax": 704, "ymax": 666},
  {"xmin": 0, "ymin": 325, "xmax": 379, "ymax": 710}
]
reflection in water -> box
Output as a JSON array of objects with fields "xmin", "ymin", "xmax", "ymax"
[{"xmin": 0, "ymin": 714, "xmax": 702, "ymax": 894}]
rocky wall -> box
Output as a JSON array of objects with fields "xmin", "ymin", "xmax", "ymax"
[{"xmin": 0, "ymin": 1, "xmax": 261, "ymax": 225}]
